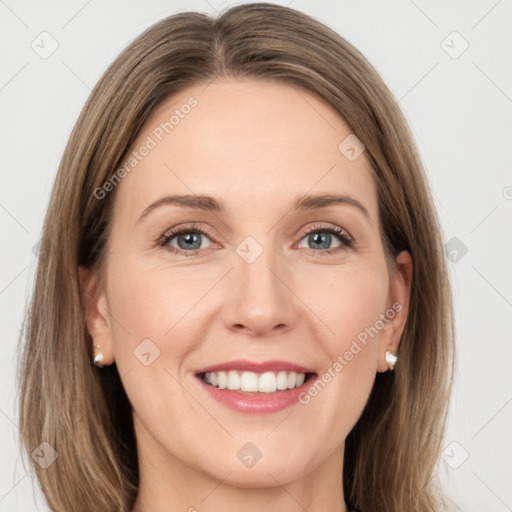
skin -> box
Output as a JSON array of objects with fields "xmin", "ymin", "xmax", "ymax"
[{"xmin": 80, "ymin": 78, "xmax": 412, "ymax": 512}]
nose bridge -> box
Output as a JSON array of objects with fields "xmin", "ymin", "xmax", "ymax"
[{"xmin": 222, "ymin": 234, "xmax": 296, "ymax": 335}]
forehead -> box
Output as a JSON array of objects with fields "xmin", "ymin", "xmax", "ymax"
[{"xmin": 113, "ymin": 78, "xmax": 378, "ymax": 224}]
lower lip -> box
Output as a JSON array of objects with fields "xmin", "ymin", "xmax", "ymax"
[{"xmin": 196, "ymin": 375, "xmax": 316, "ymax": 414}]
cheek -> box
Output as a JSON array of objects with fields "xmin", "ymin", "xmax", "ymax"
[
  {"xmin": 106, "ymin": 261, "xmax": 210, "ymax": 355},
  {"xmin": 315, "ymin": 264, "xmax": 388, "ymax": 347},
  {"xmin": 307, "ymin": 264, "xmax": 389, "ymax": 412},
  {"xmin": 295, "ymin": 269, "xmax": 386, "ymax": 441},
  {"xmin": 104, "ymin": 263, "xmax": 206, "ymax": 430}
]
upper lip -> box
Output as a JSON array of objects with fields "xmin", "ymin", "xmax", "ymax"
[{"xmin": 195, "ymin": 359, "xmax": 315, "ymax": 375}]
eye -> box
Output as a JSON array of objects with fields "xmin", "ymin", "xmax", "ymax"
[
  {"xmin": 157, "ymin": 223, "xmax": 214, "ymax": 257},
  {"xmin": 157, "ymin": 222, "xmax": 353, "ymax": 257},
  {"xmin": 297, "ymin": 223, "xmax": 353, "ymax": 256}
]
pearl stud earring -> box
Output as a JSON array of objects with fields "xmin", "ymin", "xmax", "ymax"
[
  {"xmin": 385, "ymin": 350, "xmax": 397, "ymax": 371},
  {"xmin": 93, "ymin": 345, "xmax": 107, "ymax": 367}
]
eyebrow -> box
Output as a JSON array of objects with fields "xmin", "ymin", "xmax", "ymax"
[{"xmin": 137, "ymin": 193, "xmax": 370, "ymax": 222}]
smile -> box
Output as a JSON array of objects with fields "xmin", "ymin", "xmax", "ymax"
[
  {"xmin": 201, "ymin": 370, "xmax": 310, "ymax": 393},
  {"xmin": 194, "ymin": 359, "xmax": 318, "ymax": 414}
]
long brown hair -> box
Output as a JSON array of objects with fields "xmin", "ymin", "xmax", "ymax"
[{"xmin": 18, "ymin": 3, "xmax": 457, "ymax": 511}]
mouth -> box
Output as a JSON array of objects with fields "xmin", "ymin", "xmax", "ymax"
[
  {"xmin": 194, "ymin": 360, "xmax": 318, "ymax": 414},
  {"xmin": 196, "ymin": 370, "xmax": 317, "ymax": 395}
]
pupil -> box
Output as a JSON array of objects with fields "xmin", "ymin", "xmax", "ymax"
[
  {"xmin": 311, "ymin": 232, "xmax": 330, "ymax": 249},
  {"xmin": 179, "ymin": 233, "xmax": 200, "ymax": 250}
]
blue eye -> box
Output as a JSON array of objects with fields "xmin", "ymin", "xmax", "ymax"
[
  {"xmin": 158, "ymin": 223, "xmax": 212, "ymax": 256},
  {"xmin": 171, "ymin": 231, "xmax": 206, "ymax": 251},
  {"xmin": 298, "ymin": 225, "xmax": 353, "ymax": 256},
  {"xmin": 158, "ymin": 222, "xmax": 353, "ymax": 257}
]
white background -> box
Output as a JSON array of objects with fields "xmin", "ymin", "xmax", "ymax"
[{"xmin": 1, "ymin": 1, "xmax": 511, "ymax": 510}]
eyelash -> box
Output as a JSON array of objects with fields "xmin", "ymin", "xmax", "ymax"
[{"xmin": 156, "ymin": 222, "xmax": 353, "ymax": 258}]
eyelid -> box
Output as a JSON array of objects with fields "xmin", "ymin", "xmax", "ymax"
[
  {"xmin": 299, "ymin": 222, "xmax": 352, "ymax": 241},
  {"xmin": 156, "ymin": 222, "xmax": 219, "ymax": 246}
]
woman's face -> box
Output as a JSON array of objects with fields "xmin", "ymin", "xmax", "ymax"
[{"xmin": 82, "ymin": 79, "xmax": 411, "ymax": 495}]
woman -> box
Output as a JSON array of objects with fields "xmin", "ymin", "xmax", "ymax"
[{"xmin": 18, "ymin": 3, "xmax": 458, "ymax": 511}]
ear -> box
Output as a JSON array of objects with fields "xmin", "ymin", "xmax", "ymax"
[
  {"xmin": 376, "ymin": 250, "xmax": 413, "ymax": 373},
  {"xmin": 78, "ymin": 265, "xmax": 115, "ymax": 365}
]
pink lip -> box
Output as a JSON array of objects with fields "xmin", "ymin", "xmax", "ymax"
[
  {"xmin": 198, "ymin": 379, "xmax": 314, "ymax": 414},
  {"xmin": 194, "ymin": 359, "xmax": 317, "ymax": 414},
  {"xmin": 195, "ymin": 359, "xmax": 314, "ymax": 374}
]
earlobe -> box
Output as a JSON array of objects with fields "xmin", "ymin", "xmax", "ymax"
[
  {"xmin": 377, "ymin": 250, "xmax": 413, "ymax": 373},
  {"xmin": 78, "ymin": 266, "xmax": 115, "ymax": 366}
]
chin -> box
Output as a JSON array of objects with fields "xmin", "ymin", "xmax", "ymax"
[{"xmin": 212, "ymin": 463, "xmax": 303, "ymax": 489}]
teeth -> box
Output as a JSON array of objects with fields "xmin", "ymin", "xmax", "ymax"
[
  {"xmin": 201, "ymin": 370, "xmax": 307, "ymax": 392},
  {"xmin": 240, "ymin": 371, "xmax": 259, "ymax": 392},
  {"xmin": 258, "ymin": 372, "xmax": 276, "ymax": 393},
  {"xmin": 227, "ymin": 370, "xmax": 240, "ymax": 390},
  {"xmin": 218, "ymin": 371, "xmax": 227, "ymax": 389},
  {"xmin": 276, "ymin": 371, "xmax": 289, "ymax": 390}
]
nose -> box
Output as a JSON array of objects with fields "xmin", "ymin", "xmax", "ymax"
[{"xmin": 221, "ymin": 242, "xmax": 298, "ymax": 337}]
